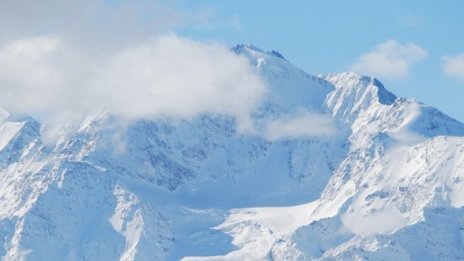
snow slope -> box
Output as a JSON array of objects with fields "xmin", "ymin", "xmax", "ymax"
[{"xmin": 0, "ymin": 44, "xmax": 463, "ymax": 260}]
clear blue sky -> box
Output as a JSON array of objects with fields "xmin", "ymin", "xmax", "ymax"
[{"xmin": 175, "ymin": 1, "xmax": 464, "ymax": 122}]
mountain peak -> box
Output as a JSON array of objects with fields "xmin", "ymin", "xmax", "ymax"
[
  {"xmin": 232, "ymin": 43, "xmax": 263, "ymax": 54},
  {"xmin": 322, "ymin": 72, "xmax": 397, "ymax": 106},
  {"xmin": 232, "ymin": 44, "xmax": 287, "ymax": 61}
]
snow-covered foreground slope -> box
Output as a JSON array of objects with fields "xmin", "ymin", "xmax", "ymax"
[{"xmin": 0, "ymin": 45, "xmax": 463, "ymax": 260}]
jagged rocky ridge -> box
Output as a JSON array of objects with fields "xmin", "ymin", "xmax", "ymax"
[{"xmin": 0, "ymin": 45, "xmax": 463, "ymax": 260}]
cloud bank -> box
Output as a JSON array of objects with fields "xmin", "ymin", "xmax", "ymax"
[
  {"xmin": 0, "ymin": 35, "xmax": 265, "ymax": 131},
  {"xmin": 350, "ymin": 40, "xmax": 427, "ymax": 79},
  {"xmin": 443, "ymin": 54, "xmax": 464, "ymax": 81},
  {"xmin": 0, "ymin": 0, "xmax": 266, "ymax": 131}
]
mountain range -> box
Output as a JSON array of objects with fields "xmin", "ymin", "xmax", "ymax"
[{"xmin": 0, "ymin": 44, "xmax": 463, "ymax": 260}]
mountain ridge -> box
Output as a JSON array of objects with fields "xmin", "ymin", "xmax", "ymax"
[{"xmin": 0, "ymin": 45, "xmax": 462, "ymax": 260}]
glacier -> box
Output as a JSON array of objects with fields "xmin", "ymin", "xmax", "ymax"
[{"xmin": 0, "ymin": 44, "xmax": 463, "ymax": 260}]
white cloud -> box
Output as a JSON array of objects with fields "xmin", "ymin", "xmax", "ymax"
[
  {"xmin": 443, "ymin": 54, "xmax": 464, "ymax": 80},
  {"xmin": 0, "ymin": 1, "xmax": 335, "ymax": 138},
  {"xmin": 0, "ymin": 0, "xmax": 267, "ymax": 132},
  {"xmin": 350, "ymin": 40, "xmax": 427, "ymax": 79},
  {"xmin": 263, "ymin": 112, "xmax": 336, "ymax": 141},
  {"xmin": 0, "ymin": 35, "xmax": 266, "ymax": 132}
]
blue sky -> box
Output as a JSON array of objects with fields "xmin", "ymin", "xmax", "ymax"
[{"xmin": 176, "ymin": 1, "xmax": 464, "ymax": 122}]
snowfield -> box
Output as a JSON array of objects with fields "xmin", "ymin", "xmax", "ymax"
[{"xmin": 0, "ymin": 44, "xmax": 463, "ymax": 260}]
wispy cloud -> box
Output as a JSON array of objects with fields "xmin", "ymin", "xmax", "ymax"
[
  {"xmin": 227, "ymin": 14, "xmax": 243, "ymax": 31},
  {"xmin": 443, "ymin": 54, "xmax": 464, "ymax": 81},
  {"xmin": 350, "ymin": 40, "xmax": 427, "ymax": 79},
  {"xmin": 397, "ymin": 13, "xmax": 426, "ymax": 29},
  {"xmin": 0, "ymin": 0, "xmax": 266, "ymax": 131},
  {"xmin": 263, "ymin": 112, "xmax": 336, "ymax": 141},
  {"xmin": 0, "ymin": 0, "xmax": 181, "ymax": 44}
]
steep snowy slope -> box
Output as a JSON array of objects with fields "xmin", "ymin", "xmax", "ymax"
[
  {"xmin": 181, "ymin": 69, "xmax": 464, "ymax": 260},
  {"xmin": 0, "ymin": 44, "xmax": 463, "ymax": 260}
]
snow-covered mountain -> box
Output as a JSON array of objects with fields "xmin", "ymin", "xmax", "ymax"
[{"xmin": 0, "ymin": 44, "xmax": 463, "ymax": 260}]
